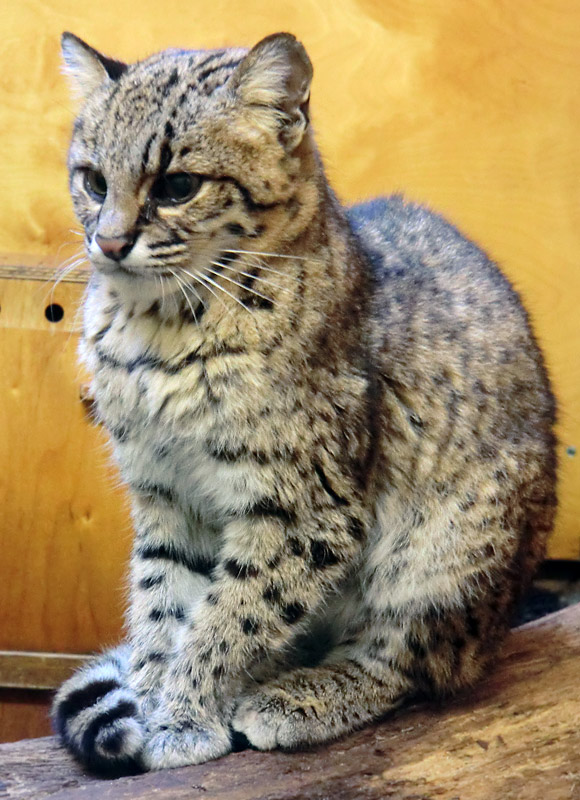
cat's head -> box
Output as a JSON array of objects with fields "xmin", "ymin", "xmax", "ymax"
[{"xmin": 61, "ymin": 32, "xmax": 316, "ymax": 291}]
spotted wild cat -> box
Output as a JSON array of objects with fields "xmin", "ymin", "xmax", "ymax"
[{"xmin": 53, "ymin": 31, "xmax": 557, "ymax": 774}]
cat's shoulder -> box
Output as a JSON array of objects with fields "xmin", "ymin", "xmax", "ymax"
[
  {"xmin": 347, "ymin": 193, "xmax": 519, "ymax": 305},
  {"xmin": 347, "ymin": 194, "xmax": 486, "ymax": 264}
]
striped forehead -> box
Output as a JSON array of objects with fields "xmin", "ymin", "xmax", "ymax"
[{"xmin": 77, "ymin": 47, "xmax": 248, "ymax": 171}]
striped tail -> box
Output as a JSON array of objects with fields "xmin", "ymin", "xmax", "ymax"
[{"xmin": 52, "ymin": 645, "xmax": 145, "ymax": 775}]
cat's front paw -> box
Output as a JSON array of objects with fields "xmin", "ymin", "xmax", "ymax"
[{"xmin": 142, "ymin": 720, "xmax": 231, "ymax": 770}]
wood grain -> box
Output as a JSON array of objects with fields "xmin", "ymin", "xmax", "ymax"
[
  {"xmin": 0, "ymin": 653, "xmax": 88, "ymax": 691},
  {"xmin": 0, "ymin": 691, "xmax": 52, "ymax": 747},
  {"xmin": 0, "ymin": 605, "xmax": 579, "ymax": 800},
  {"xmin": 0, "ymin": 276, "xmax": 131, "ymax": 654}
]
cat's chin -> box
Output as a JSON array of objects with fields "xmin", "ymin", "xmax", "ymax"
[
  {"xmin": 92, "ymin": 262, "xmax": 173, "ymax": 305},
  {"xmin": 91, "ymin": 260, "xmax": 148, "ymax": 278}
]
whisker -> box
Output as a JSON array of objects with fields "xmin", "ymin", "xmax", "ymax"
[
  {"xmin": 172, "ymin": 270, "xmax": 206, "ymax": 311},
  {"xmin": 50, "ymin": 250, "xmax": 86, "ymax": 275},
  {"xmin": 168, "ymin": 269, "xmax": 199, "ymax": 323},
  {"xmin": 241, "ymin": 261, "xmax": 291, "ymax": 280},
  {"xmin": 162, "ymin": 273, "xmax": 181, "ymax": 317},
  {"xmin": 191, "ymin": 272, "xmax": 231, "ymax": 317},
  {"xmin": 205, "ymin": 266, "xmax": 274, "ymax": 304},
  {"xmin": 211, "ymin": 261, "xmax": 293, "ymax": 296},
  {"xmin": 51, "ymin": 236, "xmax": 86, "ymax": 268},
  {"xmin": 178, "ymin": 267, "xmax": 228, "ymax": 314},
  {"xmin": 154, "ymin": 273, "xmax": 167, "ymax": 312},
  {"xmin": 228, "ymin": 255, "xmax": 303, "ymax": 282},
  {"xmin": 159, "ymin": 273, "xmax": 166, "ymax": 305},
  {"xmin": 46, "ymin": 256, "xmax": 88, "ymax": 305},
  {"xmin": 176, "ymin": 282, "xmax": 198, "ymax": 324},
  {"xmin": 64, "ymin": 285, "xmax": 88, "ymax": 347},
  {"xmin": 50, "ymin": 254, "xmax": 86, "ymax": 282},
  {"xmin": 191, "ymin": 271, "xmax": 258, "ymax": 329},
  {"xmin": 197, "ymin": 270, "xmax": 257, "ymax": 316},
  {"xmin": 49, "ymin": 261, "xmax": 86, "ymax": 289},
  {"xmin": 55, "ymin": 249, "xmax": 85, "ymax": 268},
  {"xmin": 224, "ymin": 248, "xmax": 314, "ymax": 262}
]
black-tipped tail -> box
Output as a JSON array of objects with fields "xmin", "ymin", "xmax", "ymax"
[{"xmin": 52, "ymin": 646, "xmax": 146, "ymax": 776}]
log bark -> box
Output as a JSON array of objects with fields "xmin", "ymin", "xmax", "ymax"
[{"xmin": 0, "ymin": 605, "xmax": 579, "ymax": 800}]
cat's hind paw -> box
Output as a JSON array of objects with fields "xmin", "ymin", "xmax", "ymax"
[{"xmin": 232, "ymin": 689, "xmax": 326, "ymax": 751}]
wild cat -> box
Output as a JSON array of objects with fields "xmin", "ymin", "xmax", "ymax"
[{"xmin": 53, "ymin": 31, "xmax": 556, "ymax": 774}]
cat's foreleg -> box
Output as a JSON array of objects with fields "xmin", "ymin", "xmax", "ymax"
[
  {"xmin": 233, "ymin": 593, "xmax": 501, "ymax": 749},
  {"xmin": 127, "ymin": 491, "xmax": 216, "ymax": 711},
  {"xmin": 53, "ymin": 491, "xmax": 216, "ymax": 774},
  {"xmin": 232, "ymin": 657, "xmax": 411, "ymax": 750},
  {"xmin": 142, "ymin": 508, "xmax": 364, "ymax": 769}
]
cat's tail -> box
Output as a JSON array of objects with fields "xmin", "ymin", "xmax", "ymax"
[{"xmin": 52, "ymin": 645, "xmax": 145, "ymax": 775}]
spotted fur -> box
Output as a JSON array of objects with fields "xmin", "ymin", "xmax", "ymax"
[{"xmin": 53, "ymin": 32, "xmax": 557, "ymax": 773}]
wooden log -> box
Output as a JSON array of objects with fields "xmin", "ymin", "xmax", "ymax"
[{"xmin": 0, "ymin": 605, "xmax": 578, "ymax": 800}]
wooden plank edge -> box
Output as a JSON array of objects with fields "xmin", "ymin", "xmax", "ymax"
[
  {"xmin": 0, "ymin": 652, "xmax": 89, "ymax": 691},
  {"xmin": 0, "ymin": 260, "xmax": 89, "ymax": 284}
]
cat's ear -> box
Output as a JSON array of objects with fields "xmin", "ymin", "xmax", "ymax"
[
  {"xmin": 61, "ymin": 32, "xmax": 127, "ymax": 100},
  {"xmin": 230, "ymin": 33, "xmax": 313, "ymax": 150}
]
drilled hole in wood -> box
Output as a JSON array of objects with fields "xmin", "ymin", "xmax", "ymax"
[{"xmin": 45, "ymin": 303, "xmax": 64, "ymax": 323}]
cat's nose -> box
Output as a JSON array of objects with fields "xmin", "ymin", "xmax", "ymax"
[{"xmin": 95, "ymin": 232, "xmax": 135, "ymax": 261}]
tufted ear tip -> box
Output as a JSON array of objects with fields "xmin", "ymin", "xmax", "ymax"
[
  {"xmin": 253, "ymin": 32, "xmax": 313, "ymax": 80},
  {"xmin": 231, "ymin": 32, "xmax": 313, "ymax": 150},
  {"xmin": 61, "ymin": 31, "xmax": 82, "ymax": 47},
  {"xmin": 60, "ymin": 32, "xmax": 127, "ymax": 101}
]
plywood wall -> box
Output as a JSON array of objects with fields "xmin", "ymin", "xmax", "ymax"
[
  {"xmin": 0, "ymin": 0, "xmax": 578, "ymax": 659},
  {"xmin": 0, "ymin": 273, "xmax": 131, "ymax": 653}
]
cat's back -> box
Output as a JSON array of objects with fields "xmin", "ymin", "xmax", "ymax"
[
  {"xmin": 348, "ymin": 194, "xmax": 528, "ymax": 342},
  {"xmin": 348, "ymin": 195, "xmax": 552, "ymax": 398},
  {"xmin": 348, "ymin": 195, "xmax": 556, "ymax": 499}
]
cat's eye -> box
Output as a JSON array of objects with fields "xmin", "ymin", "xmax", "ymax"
[
  {"xmin": 84, "ymin": 169, "xmax": 107, "ymax": 200},
  {"xmin": 151, "ymin": 172, "xmax": 202, "ymax": 205}
]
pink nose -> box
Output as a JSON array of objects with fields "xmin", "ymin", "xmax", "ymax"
[{"xmin": 95, "ymin": 233, "xmax": 135, "ymax": 261}]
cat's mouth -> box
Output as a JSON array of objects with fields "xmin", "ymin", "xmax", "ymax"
[
  {"xmin": 112, "ymin": 263, "xmax": 147, "ymax": 277},
  {"xmin": 90, "ymin": 259, "xmax": 166, "ymax": 280},
  {"xmin": 93, "ymin": 261, "xmax": 135, "ymax": 276}
]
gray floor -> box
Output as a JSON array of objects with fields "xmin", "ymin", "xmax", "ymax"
[{"xmin": 515, "ymin": 560, "xmax": 580, "ymax": 625}]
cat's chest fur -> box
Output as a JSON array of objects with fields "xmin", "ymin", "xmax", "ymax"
[{"xmin": 81, "ymin": 282, "xmax": 276, "ymax": 522}]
